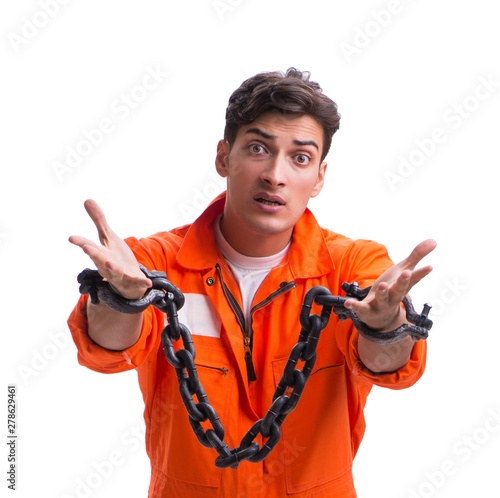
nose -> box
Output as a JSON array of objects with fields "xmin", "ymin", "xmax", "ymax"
[{"xmin": 260, "ymin": 154, "xmax": 286, "ymax": 188}]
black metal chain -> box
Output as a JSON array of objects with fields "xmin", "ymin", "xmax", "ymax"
[{"xmin": 77, "ymin": 266, "xmax": 433, "ymax": 468}]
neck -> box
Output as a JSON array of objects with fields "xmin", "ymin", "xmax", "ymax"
[{"xmin": 218, "ymin": 216, "xmax": 292, "ymax": 257}]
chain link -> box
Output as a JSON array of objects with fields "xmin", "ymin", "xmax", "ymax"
[{"xmin": 77, "ymin": 266, "xmax": 433, "ymax": 468}]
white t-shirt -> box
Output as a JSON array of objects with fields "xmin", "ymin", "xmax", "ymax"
[{"xmin": 214, "ymin": 217, "xmax": 290, "ymax": 331}]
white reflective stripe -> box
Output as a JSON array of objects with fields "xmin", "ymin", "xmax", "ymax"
[{"xmin": 175, "ymin": 293, "xmax": 222, "ymax": 338}]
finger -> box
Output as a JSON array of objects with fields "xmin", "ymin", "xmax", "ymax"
[
  {"xmin": 84, "ymin": 199, "xmax": 114, "ymax": 245},
  {"xmin": 373, "ymin": 281, "xmax": 390, "ymax": 301},
  {"xmin": 68, "ymin": 235, "xmax": 99, "ymax": 250},
  {"xmin": 407, "ymin": 264, "xmax": 433, "ymax": 289},
  {"xmin": 404, "ymin": 239, "xmax": 437, "ymax": 269},
  {"xmin": 385, "ymin": 269, "xmax": 412, "ymax": 300},
  {"xmin": 388, "ymin": 265, "xmax": 434, "ymax": 300},
  {"xmin": 78, "ymin": 247, "xmax": 125, "ymax": 283},
  {"xmin": 80, "ymin": 243, "xmax": 110, "ymax": 270},
  {"xmin": 343, "ymin": 297, "xmax": 360, "ymax": 311},
  {"xmin": 69, "ymin": 235, "xmax": 114, "ymax": 279},
  {"xmin": 344, "ymin": 280, "xmax": 389, "ymax": 311}
]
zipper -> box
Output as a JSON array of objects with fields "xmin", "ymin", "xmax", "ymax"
[
  {"xmin": 248, "ymin": 281, "xmax": 296, "ymax": 379},
  {"xmin": 215, "ymin": 263, "xmax": 296, "ymax": 383},
  {"xmin": 215, "ymin": 263, "xmax": 257, "ymax": 381},
  {"xmin": 215, "ymin": 263, "xmax": 246, "ymax": 331},
  {"xmin": 250, "ymin": 281, "xmax": 296, "ymax": 315}
]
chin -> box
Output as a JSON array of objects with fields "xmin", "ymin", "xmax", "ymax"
[{"xmin": 249, "ymin": 219, "xmax": 294, "ymax": 236}]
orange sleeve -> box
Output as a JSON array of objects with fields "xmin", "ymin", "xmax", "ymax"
[
  {"xmin": 343, "ymin": 324, "xmax": 426, "ymax": 389},
  {"xmin": 67, "ymin": 295, "xmax": 164, "ymax": 373},
  {"xmin": 333, "ymin": 239, "xmax": 427, "ymax": 390}
]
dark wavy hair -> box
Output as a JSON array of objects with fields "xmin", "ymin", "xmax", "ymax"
[{"xmin": 224, "ymin": 68, "xmax": 341, "ymax": 162}]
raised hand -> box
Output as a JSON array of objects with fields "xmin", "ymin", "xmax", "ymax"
[
  {"xmin": 344, "ymin": 239, "xmax": 437, "ymax": 332},
  {"xmin": 69, "ymin": 199, "xmax": 151, "ymax": 300}
]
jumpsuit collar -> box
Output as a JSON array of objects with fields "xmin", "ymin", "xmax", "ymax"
[{"xmin": 176, "ymin": 192, "xmax": 335, "ymax": 277}]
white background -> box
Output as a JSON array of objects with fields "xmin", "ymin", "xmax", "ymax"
[{"xmin": 2, "ymin": 1, "xmax": 499, "ymax": 497}]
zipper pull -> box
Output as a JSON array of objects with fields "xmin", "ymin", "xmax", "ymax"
[{"xmin": 244, "ymin": 337, "xmax": 257, "ymax": 382}]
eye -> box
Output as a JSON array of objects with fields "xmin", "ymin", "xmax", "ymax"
[
  {"xmin": 249, "ymin": 143, "xmax": 266, "ymax": 154},
  {"xmin": 294, "ymin": 154, "xmax": 311, "ymax": 165}
]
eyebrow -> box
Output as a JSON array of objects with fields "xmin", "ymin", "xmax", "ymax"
[{"xmin": 245, "ymin": 127, "xmax": 319, "ymax": 150}]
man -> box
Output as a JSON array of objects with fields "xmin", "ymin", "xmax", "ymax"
[{"xmin": 68, "ymin": 68, "xmax": 436, "ymax": 497}]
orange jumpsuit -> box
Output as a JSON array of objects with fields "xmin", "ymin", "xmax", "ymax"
[{"xmin": 68, "ymin": 193, "xmax": 426, "ymax": 497}]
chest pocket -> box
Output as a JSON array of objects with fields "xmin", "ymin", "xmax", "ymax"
[{"xmin": 270, "ymin": 340, "xmax": 353, "ymax": 494}]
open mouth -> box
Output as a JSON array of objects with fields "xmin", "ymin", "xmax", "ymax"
[
  {"xmin": 256, "ymin": 198, "xmax": 283, "ymax": 206},
  {"xmin": 254, "ymin": 192, "xmax": 285, "ymax": 206}
]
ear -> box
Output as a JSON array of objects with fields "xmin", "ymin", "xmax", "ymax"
[
  {"xmin": 310, "ymin": 161, "xmax": 327, "ymax": 198},
  {"xmin": 215, "ymin": 140, "xmax": 230, "ymax": 178}
]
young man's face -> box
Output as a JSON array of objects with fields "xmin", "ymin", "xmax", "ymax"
[{"xmin": 215, "ymin": 111, "xmax": 327, "ymax": 256}]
